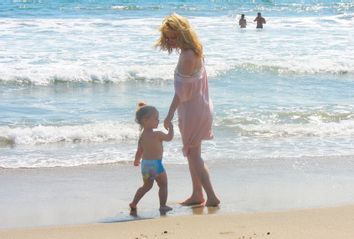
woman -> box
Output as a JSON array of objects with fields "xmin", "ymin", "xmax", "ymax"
[{"xmin": 155, "ymin": 13, "xmax": 220, "ymax": 207}]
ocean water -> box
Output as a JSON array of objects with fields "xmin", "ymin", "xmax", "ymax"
[
  {"xmin": 1, "ymin": 0, "xmax": 354, "ymax": 229},
  {"xmin": 0, "ymin": 0, "xmax": 353, "ymax": 168}
]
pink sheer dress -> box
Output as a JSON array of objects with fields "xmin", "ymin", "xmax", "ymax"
[{"xmin": 174, "ymin": 61, "xmax": 213, "ymax": 156}]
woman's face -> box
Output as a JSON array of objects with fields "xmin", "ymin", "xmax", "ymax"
[{"xmin": 164, "ymin": 31, "xmax": 178, "ymax": 49}]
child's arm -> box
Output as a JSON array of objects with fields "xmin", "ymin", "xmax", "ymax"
[
  {"xmin": 157, "ymin": 122, "xmax": 174, "ymax": 142},
  {"xmin": 134, "ymin": 140, "xmax": 143, "ymax": 166}
]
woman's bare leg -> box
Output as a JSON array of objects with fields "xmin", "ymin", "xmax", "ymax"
[
  {"xmin": 181, "ymin": 148, "xmax": 205, "ymax": 205},
  {"xmin": 186, "ymin": 145, "xmax": 220, "ymax": 207}
]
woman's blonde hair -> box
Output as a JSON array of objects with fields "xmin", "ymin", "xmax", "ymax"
[{"xmin": 155, "ymin": 13, "xmax": 203, "ymax": 57}]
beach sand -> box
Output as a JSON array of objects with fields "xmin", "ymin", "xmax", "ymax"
[
  {"xmin": 1, "ymin": 157, "xmax": 354, "ymax": 230},
  {"xmin": 1, "ymin": 204, "xmax": 354, "ymax": 239}
]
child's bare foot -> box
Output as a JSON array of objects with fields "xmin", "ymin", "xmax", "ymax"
[
  {"xmin": 180, "ymin": 196, "xmax": 205, "ymax": 206},
  {"xmin": 129, "ymin": 203, "xmax": 138, "ymax": 216},
  {"xmin": 159, "ymin": 205, "xmax": 172, "ymax": 213}
]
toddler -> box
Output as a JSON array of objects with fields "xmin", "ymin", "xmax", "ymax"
[{"xmin": 129, "ymin": 102, "xmax": 174, "ymax": 213}]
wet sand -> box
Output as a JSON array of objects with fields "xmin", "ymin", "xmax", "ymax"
[
  {"xmin": 1, "ymin": 204, "xmax": 354, "ymax": 239},
  {"xmin": 1, "ymin": 156, "xmax": 354, "ymax": 229}
]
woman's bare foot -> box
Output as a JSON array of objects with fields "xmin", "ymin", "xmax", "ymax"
[
  {"xmin": 205, "ymin": 197, "xmax": 220, "ymax": 207},
  {"xmin": 180, "ymin": 196, "xmax": 205, "ymax": 206},
  {"xmin": 159, "ymin": 205, "xmax": 173, "ymax": 212},
  {"xmin": 129, "ymin": 203, "xmax": 137, "ymax": 211}
]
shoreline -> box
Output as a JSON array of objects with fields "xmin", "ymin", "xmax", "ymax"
[
  {"xmin": 1, "ymin": 159, "xmax": 354, "ymax": 229},
  {"xmin": 1, "ymin": 204, "xmax": 354, "ymax": 239}
]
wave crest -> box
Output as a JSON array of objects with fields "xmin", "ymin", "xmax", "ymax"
[
  {"xmin": 0, "ymin": 122, "xmax": 139, "ymax": 146},
  {"xmin": 216, "ymin": 109, "xmax": 354, "ymax": 138},
  {"xmin": 235, "ymin": 63, "xmax": 353, "ymax": 76}
]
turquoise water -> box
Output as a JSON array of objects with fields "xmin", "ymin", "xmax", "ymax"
[{"xmin": 0, "ymin": 0, "xmax": 354, "ymax": 168}]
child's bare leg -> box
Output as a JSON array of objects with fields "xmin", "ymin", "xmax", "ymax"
[
  {"xmin": 130, "ymin": 179, "xmax": 154, "ymax": 210},
  {"xmin": 156, "ymin": 172, "xmax": 172, "ymax": 212}
]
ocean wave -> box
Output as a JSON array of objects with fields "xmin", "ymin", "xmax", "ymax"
[
  {"xmin": 221, "ymin": 63, "xmax": 354, "ymax": 77},
  {"xmin": 233, "ymin": 120, "xmax": 354, "ymax": 138},
  {"xmin": 1, "ymin": 15, "xmax": 353, "ymax": 85},
  {"xmin": 1, "ymin": 61, "xmax": 352, "ymax": 86},
  {"xmin": 215, "ymin": 109, "xmax": 354, "ymax": 138},
  {"xmin": 0, "ymin": 122, "xmax": 139, "ymax": 146},
  {"xmin": 259, "ymin": 2, "xmax": 354, "ymax": 15},
  {"xmin": 0, "ymin": 66, "xmax": 174, "ymax": 86},
  {"xmin": 0, "ymin": 13, "xmax": 354, "ymax": 85},
  {"xmin": 3, "ymin": 1, "xmax": 353, "ymax": 16},
  {"xmin": 111, "ymin": 5, "xmax": 145, "ymax": 11}
]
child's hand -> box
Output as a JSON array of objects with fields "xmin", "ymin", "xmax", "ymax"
[{"xmin": 134, "ymin": 159, "xmax": 140, "ymax": 166}]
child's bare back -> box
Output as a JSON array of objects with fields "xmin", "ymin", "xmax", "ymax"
[{"xmin": 139, "ymin": 130, "xmax": 164, "ymax": 160}]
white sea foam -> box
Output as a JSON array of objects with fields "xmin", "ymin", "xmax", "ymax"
[
  {"xmin": 0, "ymin": 14, "xmax": 353, "ymax": 85},
  {"xmin": 0, "ymin": 121, "xmax": 182, "ymax": 147},
  {"xmin": 1, "ymin": 9, "xmax": 353, "ymax": 168},
  {"xmin": 1, "ymin": 111, "xmax": 352, "ymax": 147},
  {"xmin": 215, "ymin": 107, "xmax": 354, "ymax": 138},
  {"xmin": 235, "ymin": 120, "xmax": 354, "ymax": 138},
  {"xmin": 0, "ymin": 121, "xmax": 139, "ymax": 146}
]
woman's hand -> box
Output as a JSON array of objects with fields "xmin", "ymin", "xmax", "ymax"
[
  {"xmin": 164, "ymin": 94, "xmax": 179, "ymax": 130},
  {"xmin": 164, "ymin": 114, "xmax": 173, "ymax": 130}
]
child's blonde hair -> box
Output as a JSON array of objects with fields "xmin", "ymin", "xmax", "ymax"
[
  {"xmin": 135, "ymin": 102, "xmax": 157, "ymax": 129},
  {"xmin": 155, "ymin": 13, "xmax": 203, "ymax": 57}
]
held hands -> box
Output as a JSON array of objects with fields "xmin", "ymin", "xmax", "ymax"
[
  {"xmin": 161, "ymin": 119, "xmax": 174, "ymax": 142},
  {"xmin": 164, "ymin": 114, "xmax": 173, "ymax": 130},
  {"xmin": 166, "ymin": 121, "xmax": 173, "ymax": 131}
]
